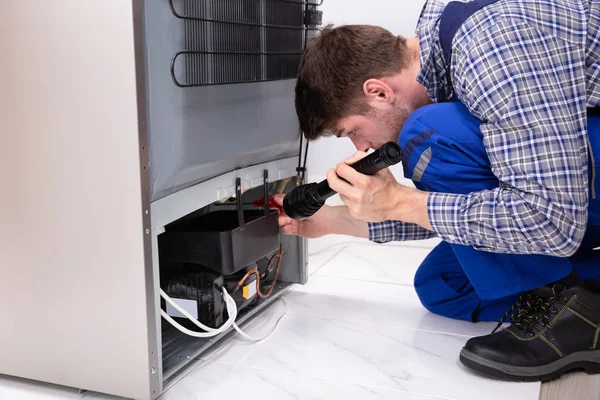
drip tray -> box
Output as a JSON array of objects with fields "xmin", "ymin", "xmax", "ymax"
[{"xmin": 158, "ymin": 208, "xmax": 280, "ymax": 275}]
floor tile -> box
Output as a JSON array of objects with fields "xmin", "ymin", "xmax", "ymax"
[
  {"xmin": 271, "ymin": 274, "xmax": 497, "ymax": 337},
  {"xmin": 307, "ymin": 242, "xmax": 347, "ymax": 276},
  {"xmin": 207, "ymin": 313, "xmax": 540, "ymax": 400},
  {"xmin": 307, "ymin": 235, "xmax": 366, "ymax": 260},
  {"xmin": 308, "ymin": 237, "xmax": 440, "ymax": 257},
  {"xmin": 314, "ymin": 243, "xmax": 435, "ymax": 285},
  {"xmin": 162, "ymin": 361, "xmax": 448, "ymax": 400}
]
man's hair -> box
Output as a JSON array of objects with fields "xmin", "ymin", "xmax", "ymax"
[{"xmin": 295, "ymin": 24, "xmax": 411, "ymax": 140}]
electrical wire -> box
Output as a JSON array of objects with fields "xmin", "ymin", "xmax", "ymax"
[
  {"xmin": 160, "ymin": 242, "xmax": 288, "ymax": 340},
  {"xmin": 261, "ymin": 253, "xmax": 278, "ymax": 279},
  {"xmin": 302, "ymin": 140, "xmax": 309, "ymax": 182},
  {"xmin": 297, "ymin": 128, "xmax": 304, "ymax": 182},
  {"xmin": 232, "ymin": 297, "xmax": 288, "ymax": 342},
  {"xmin": 160, "ymin": 287, "xmax": 238, "ymax": 333},
  {"xmin": 296, "ymin": 0, "xmax": 311, "ymax": 184},
  {"xmin": 282, "ymin": 237, "xmax": 293, "ymax": 256},
  {"xmin": 161, "ymin": 286, "xmax": 287, "ymax": 342},
  {"xmin": 233, "ymin": 242, "xmax": 284, "ymax": 298},
  {"xmin": 296, "ymin": 130, "xmax": 310, "ymax": 184},
  {"xmin": 260, "ymin": 238, "xmax": 291, "ymax": 280},
  {"xmin": 160, "ymin": 287, "xmax": 238, "ymax": 338}
]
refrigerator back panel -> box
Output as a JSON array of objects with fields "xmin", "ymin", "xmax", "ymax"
[{"xmin": 143, "ymin": 0, "xmax": 321, "ymax": 201}]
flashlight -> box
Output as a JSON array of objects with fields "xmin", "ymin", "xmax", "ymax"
[{"xmin": 283, "ymin": 141, "xmax": 403, "ymax": 221}]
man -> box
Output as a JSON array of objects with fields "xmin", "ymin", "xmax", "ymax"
[{"xmin": 275, "ymin": 0, "xmax": 600, "ymax": 382}]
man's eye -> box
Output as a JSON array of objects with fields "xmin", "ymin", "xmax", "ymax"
[{"xmin": 348, "ymin": 131, "xmax": 356, "ymax": 136}]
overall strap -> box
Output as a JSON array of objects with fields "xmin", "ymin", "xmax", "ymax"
[
  {"xmin": 439, "ymin": 0, "xmax": 502, "ymax": 64},
  {"xmin": 438, "ymin": 0, "xmax": 502, "ymax": 101},
  {"xmin": 589, "ymin": 108, "xmax": 600, "ymax": 117}
]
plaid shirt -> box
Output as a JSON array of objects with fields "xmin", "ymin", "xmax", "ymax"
[{"xmin": 369, "ymin": 0, "xmax": 600, "ymax": 257}]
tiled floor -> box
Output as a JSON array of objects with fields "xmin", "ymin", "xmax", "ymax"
[
  {"xmin": 0, "ymin": 236, "xmax": 542, "ymax": 400},
  {"xmin": 163, "ymin": 236, "xmax": 541, "ymax": 400}
]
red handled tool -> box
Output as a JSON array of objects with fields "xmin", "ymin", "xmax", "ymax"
[{"xmin": 252, "ymin": 196, "xmax": 284, "ymax": 212}]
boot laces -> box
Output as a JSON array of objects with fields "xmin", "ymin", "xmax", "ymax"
[{"xmin": 491, "ymin": 286, "xmax": 564, "ymax": 334}]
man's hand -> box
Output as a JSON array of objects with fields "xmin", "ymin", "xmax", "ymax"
[
  {"xmin": 272, "ymin": 194, "xmax": 369, "ymax": 239},
  {"xmin": 273, "ymin": 194, "xmax": 333, "ymax": 238},
  {"xmin": 327, "ymin": 151, "xmax": 433, "ymax": 230}
]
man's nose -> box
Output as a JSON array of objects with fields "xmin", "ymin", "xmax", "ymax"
[{"xmin": 350, "ymin": 136, "xmax": 372, "ymax": 152}]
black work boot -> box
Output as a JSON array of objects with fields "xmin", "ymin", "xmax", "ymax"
[{"xmin": 460, "ymin": 281, "xmax": 600, "ymax": 381}]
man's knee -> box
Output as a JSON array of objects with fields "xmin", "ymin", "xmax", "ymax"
[
  {"xmin": 413, "ymin": 243, "xmax": 479, "ymax": 321},
  {"xmin": 414, "ymin": 242, "xmax": 521, "ymax": 322}
]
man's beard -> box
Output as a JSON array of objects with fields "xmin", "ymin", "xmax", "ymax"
[
  {"xmin": 387, "ymin": 106, "xmax": 410, "ymax": 135},
  {"xmin": 371, "ymin": 106, "xmax": 410, "ymax": 142}
]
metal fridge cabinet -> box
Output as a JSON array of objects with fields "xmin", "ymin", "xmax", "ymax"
[{"xmin": 0, "ymin": 1, "xmax": 322, "ymax": 399}]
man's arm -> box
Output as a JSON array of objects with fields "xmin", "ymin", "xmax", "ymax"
[
  {"xmin": 327, "ymin": 205, "xmax": 370, "ymax": 238},
  {"xmin": 427, "ymin": 21, "xmax": 589, "ymax": 257},
  {"xmin": 318, "ymin": 205, "xmax": 437, "ymax": 242},
  {"xmin": 274, "ymin": 193, "xmax": 435, "ymax": 242},
  {"xmin": 274, "ymin": 194, "xmax": 368, "ymax": 238},
  {"xmin": 324, "ymin": 152, "xmax": 437, "ymax": 243}
]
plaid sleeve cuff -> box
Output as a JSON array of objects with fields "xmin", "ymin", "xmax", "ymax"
[
  {"xmin": 368, "ymin": 220, "xmax": 437, "ymax": 243},
  {"xmin": 427, "ymin": 192, "xmax": 471, "ymax": 245},
  {"xmin": 368, "ymin": 221, "xmax": 400, "ymax": 243}
]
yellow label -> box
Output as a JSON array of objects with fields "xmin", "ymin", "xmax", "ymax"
[{"xmin": 242, "ymin": 283, "xmax": 257, "ymax": 299}]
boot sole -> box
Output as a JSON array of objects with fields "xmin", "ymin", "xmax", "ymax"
[{"xmin": 460, "ymin": 348, "xmax": 600, "ymax": 382}]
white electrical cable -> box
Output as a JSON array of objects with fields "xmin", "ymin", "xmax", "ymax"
[
  {"xmin": 160, "ymin": 288, "xmax": 236, "ymax": 332},
  {"xmin": 232, "ymin": 297, "xmax": 288, "ymax": 343},
  {"xmin": 160, "ymin": 288, "xmax": 237, "ymax": 338},
  {"xmin": 160, "ymin": 287, "xmax": 286, "ymax": 342}
]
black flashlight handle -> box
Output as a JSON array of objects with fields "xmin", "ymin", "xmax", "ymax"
[
  {"xmin": 283, "ymin": 141, "xmax": 403, "ymax": 220},
  {"xmin": 349, "ymin": 142, "xmax": 403, "ymax": 175},
  {"xmin": 314, "ymin": 141, "xmax": 402, "ymax": 201}
]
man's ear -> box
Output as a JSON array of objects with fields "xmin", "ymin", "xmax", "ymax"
[{"xmin": 363, "ymin": 79, "xmax": 395, "ymax": 105}]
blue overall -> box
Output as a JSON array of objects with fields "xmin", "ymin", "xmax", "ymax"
[
  {"xmin": 400, "ymin": 102, "xmax": 600, "ymax": 322},
  {"xmin": 402, "ymin": 0, "xmax": 600, "ymax": 322}
]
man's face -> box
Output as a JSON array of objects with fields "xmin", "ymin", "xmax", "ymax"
[{"xmin": 333, "ymin": 105, "xmax": 410, "ymax": 151}]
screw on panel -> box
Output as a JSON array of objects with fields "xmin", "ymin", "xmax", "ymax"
[
  {"xmin": 151, "ymin": 368, "xmax": 156, "ymax": 374},
  {"xmin": 146, "ymin": 229, "xmax": 150, "ymax": 234}
]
